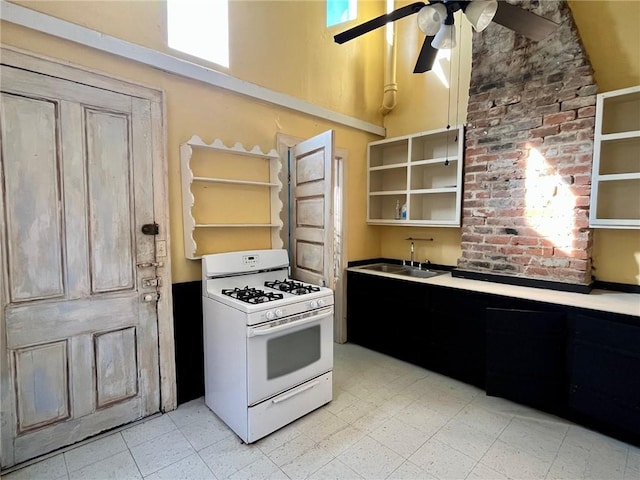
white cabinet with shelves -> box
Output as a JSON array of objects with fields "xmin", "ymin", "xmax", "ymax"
[
  {"xmin": 590, "ymin": 86, "xmax": 640, "ymax": 228},
  {"xmin": 180, "ymin": 136, "xmax": 283, "ymax": 259},
  {"xmin": 367, "ymin": 126, "xmax": 464, "ymax": 226}
]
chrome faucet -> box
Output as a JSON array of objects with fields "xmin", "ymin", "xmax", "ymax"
[
  {"xmin": 411, "ymin": 242, "xmax": 415, "ymax": 267},
  {"xmin": 404, "ymin": 237, "xmax": 434, "ymax": 269},
  {"xmin": 410, "ymin": 241, "xmax": 415, "ymax": 267},
  {"xmin": 402, "ymin": 241, "xmax": 415, "ymax": 267}
]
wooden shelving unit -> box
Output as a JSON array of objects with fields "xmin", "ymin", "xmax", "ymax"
[
  {"xmin": 367, "ymin": 126, "xmax": 464, "ymax": 226},
  {"xmin": 180, "ymin": 136, "xmax": 283, "ymax": 259},
  {"xmin": 590, "ymin": 86, "xmax": 640, "ymax": 228}
]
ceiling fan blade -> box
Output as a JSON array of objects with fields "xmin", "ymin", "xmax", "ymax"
[
  {"xmin": 492, "ymin": 1, "xmax": 559, "ymax": 42},
  {"xmin": 334, "ymin": 2, "xmax": 426, "ymax": 44},
  {"xmin": 414, "ymin": 36, "xmax": 438, "ymax": 73}
]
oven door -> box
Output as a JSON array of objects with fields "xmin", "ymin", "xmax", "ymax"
[{"xmin": 246, "ymin": 306, "xmax": 333, "ymax": 406}]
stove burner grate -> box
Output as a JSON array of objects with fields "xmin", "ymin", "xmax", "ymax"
[
  {"xmin": 222, "ymin": 286, "xmax": 284, "ymax": 304},
  {"xmin": 264, "ymin": 279, "xmax": 321, "ymax": 295}
]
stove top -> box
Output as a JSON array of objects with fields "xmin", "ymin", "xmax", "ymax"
[
  {"xmin": 222, "ymin": 286, "xmax": 284, "ymax": 304},
  {"xmin": 264, "ymin": 279, "xmax": 321, "ymax": 296},
  {"xmin": 202, "ymin": 250, "xmax": 333, "ymax": 318},
  {"xmin": 220, "ymin": 279, "xmax": 321, "ymax": 304},
  {"xmin": 205, "ymin": 272, "xmax": 333, "ymax": 315}
]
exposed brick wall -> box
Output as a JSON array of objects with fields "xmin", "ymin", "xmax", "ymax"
[{"xmin": 459, "ymin": 0, "xmax": 596, "ymax": 285}]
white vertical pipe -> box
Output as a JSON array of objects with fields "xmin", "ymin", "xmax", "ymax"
[{"xmin": 380, "ymin": 0, "xmax": 398, "ymax": 116}]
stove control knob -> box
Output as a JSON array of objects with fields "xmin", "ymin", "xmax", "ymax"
[
  {"xmin": 309, "ymin": 300, "xmax": 318, "ymax": 309},
  {"xmin": 266, "ymin": 311, "xmax": 276, "ymax": 320},
  {"xmin": 317, "ymin": 298, "xmax": 326, "ymax": 307},
  {"xmin": 275, "ymin": 309, "xmax": 284, "ymax": 318}
]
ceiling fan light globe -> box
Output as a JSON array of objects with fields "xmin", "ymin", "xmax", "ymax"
[
  {"xmin": 431, "ymin": 23, "xmax": 456, "ymax": 49},
  {"xmin": 416, "ymin": 3, "xmax": 447, "ymax": 35},
  {"xmin": 465, "ymin": 0, "xmax": 498, "ymax": 32}
]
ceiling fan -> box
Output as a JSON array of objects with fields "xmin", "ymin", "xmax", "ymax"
[{"xmin": 334, "ymin": 1, "xmax": 559, "ymax": 73}]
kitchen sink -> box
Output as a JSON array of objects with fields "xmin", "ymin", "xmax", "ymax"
[
  {"xmin": 358, "ymin": 263, "xmax": 445, "ymax": 279},
  {"xmin": 359, "ymin": 263, "xmax": 407, "ymax": 274},
  {"xmin": 400, "ymin": 268, "xmax": 442, "ymax": 279}
]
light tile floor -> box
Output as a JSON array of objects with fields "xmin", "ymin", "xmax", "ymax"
[{"xmin": 5, "ymin": 343, "xmax": 640, "ymax": 480}]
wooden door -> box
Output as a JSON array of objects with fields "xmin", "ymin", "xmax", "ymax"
[
  {"xmin": 0, "ymin": 65, "xmax": 160, "ymax": 467},
  {"xmin": 290, "ymin": 131, "xmax": 334, "ymax": 286}
]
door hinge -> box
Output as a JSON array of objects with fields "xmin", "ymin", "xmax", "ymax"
[{"xmin": 142, "ymin": 223, "xmax": 159, "ymax": 235}]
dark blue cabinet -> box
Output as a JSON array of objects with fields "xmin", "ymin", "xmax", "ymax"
[
  {"xmin": 346, "ymin": 272, "xmax": 430, "ymax": 365},
  {"xmin": 486, "ymin": 308, "xmax": 567, "ymax": 415},
  {"xmin": 568, "ymin": 312, "xmax": 640, "ymax": 443},
  {"xmin": 346, "ymin": 270, "xmax": 640, "ymax": 446},
  {"xmin": 427, "ymin": 288, "xmax": 487, "ymax": 387}
]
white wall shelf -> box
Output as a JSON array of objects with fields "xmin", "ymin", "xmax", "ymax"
[
  {"xmin": 370, "ymin": 163, "xmax": 409, "ymax": 171},
  {"xmin": 180, "ymin": 135, "xmax": 283, "ymax": 259},
  {"xmin": 589, "ymin": 86, "xmax": 640, "ymax": 229},
  {"xmin": 411, "ymin": 188, "xmax": 458, "ymax": 194},
  {"xmin": 366, "ymin": 126, "xmax": 464, "ymax": 226},
  {"xmin": 192, "ymin": 177, "xmax": 279, "ymax": 187}
]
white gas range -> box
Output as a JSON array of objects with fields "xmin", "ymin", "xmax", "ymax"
[{"xmin": 202, "ymin": 249, "xmax": 334, "ymax": 443}]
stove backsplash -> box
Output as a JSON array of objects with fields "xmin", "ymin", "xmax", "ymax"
[{"xmin": 459, "ymin": 0, "xmax": 596, "ymax": 286}]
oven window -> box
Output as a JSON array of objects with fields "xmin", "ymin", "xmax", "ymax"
[{"xmin": 267, "ymin": 325, "xmax": 321, "ymax": 379}]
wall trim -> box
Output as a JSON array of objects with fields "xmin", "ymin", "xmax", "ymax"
[{"xmin": 0, "ymin": 0, "xmax": 386, "ymax": 137}]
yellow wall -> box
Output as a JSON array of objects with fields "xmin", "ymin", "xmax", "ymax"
[
  {"xmin": 1, "ymin": 0, "xmax": 385, "ymax": 283},
  {"xmin": 379, "ymin": 227, "xmax": 463, "ymax": 266},
  {"xmin": 386, "ymin": 11, "xmax": 472, "ymax": 137},
  {"xmin": 8, "ymin": 0, "xmax": 386, "ymax": 124},
  {"xmin": 2, "ymin": 0, "xmax": 639, "ymax": 285},
  {"xmin": 568, "ymin": 0, "xmax": 640, "ymax": 92},
  {"xmin": 568, "ymin": 0, "xmax": 640, "ymax": 285},
  {"xmin": 375, "ymin": 9, "xmax": 471, "ymax": 266}
]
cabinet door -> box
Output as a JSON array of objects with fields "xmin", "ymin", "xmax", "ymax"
[
  {"xmin": 346, "ymin": 272, "xmax": 430, "ymax": 366},
  {"xmin": 428, "ymin": 289, "xmax": 487, "ymax": 387},
  {"xmin": 346, "ymin": 272, "xmax": 380, "ymax": 350},
  {"xmin": 347, "ymin": 272, "xmax": 401, "ymax": 353},
  {"xmin": 384, "ymin": 278, "xmax": 430, "ymax": 366},
  {"xmin": 486, "ymin": 308, "xmax": 567, "ymax": 414},
  {"xmin": 568, "ymin": 312, "xmax": 640, "ymax": 442}
]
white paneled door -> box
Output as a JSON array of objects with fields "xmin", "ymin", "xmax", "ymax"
[
  {"xmin": 290, "ymin": 131, "xmax": 334, "ymax": 287},
  {"xmin": 0, "ymin": 65, "xmax": 161, "ymax": 467}
]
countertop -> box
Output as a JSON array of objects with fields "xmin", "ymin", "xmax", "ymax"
[{"xmin": 347, "ymin": 265, "xmax": 640, "ymax": 318}]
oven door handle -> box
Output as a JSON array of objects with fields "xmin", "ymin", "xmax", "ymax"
[
  {"xmin": 271, "ymin": 379, "xmax": 321, "ymax": 404},
  {"xmin": 247, "ymin": 308, "xmax": 333, "ymax": 337}
]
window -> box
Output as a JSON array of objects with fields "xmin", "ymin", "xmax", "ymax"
[
  {"xmin": 167, "ymin": 0, "xmax": 229, "ymax": 68},
  {"xmin": 327, "ymin": 0, "xmax": 357, "ymax": 27}
]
